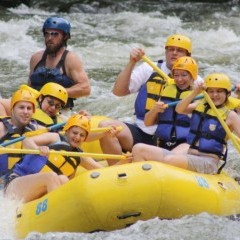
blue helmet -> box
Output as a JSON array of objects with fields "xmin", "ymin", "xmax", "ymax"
[{"xmin": 43, "ymin": 16, "xmax": 71, "ymax": 38}]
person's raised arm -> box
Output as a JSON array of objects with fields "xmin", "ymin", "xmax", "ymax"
[
  {"xmin": 80, "ymin": 156, "xmax": 103, "ymax": 169},
  {"xmin": 226, "ymin": 110, "xmax": 240, "ymax": 138},
  {"xmin": 176, "ymin": 82, "xmax": 204, "ymax": 114},
  {"xmin": 0, "ymin": 98, "xmax": 11, "ymax": 116},
  {"xmin": 22, "ymin": 132, "xmax": 59, "ymax": 150},
  {"xmin": 112, "ymin": 48, "xmax": 145, "ymax": 96}
]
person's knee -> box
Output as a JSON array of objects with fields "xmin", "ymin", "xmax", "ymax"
[
  {"xmin": 132, "ymin": 143, "xmax": 148, "ymax": 160},
  {"xmin": 45, "ymin": 172, "xmax": 60, "ymax": 184},
  {"xmin": 43, "ymin": 172, "xmax": 65, "ymax": 192},
  {"xmin": 59, "ymin": 174, "xmax": 69, "ymax": 184},
  {"xmin": 132, "ymin": 143, "xmax": 143, "ymax": 153},
  {"xmin": 164, "ymin": 155, "xmax": 174, "ymax": 163}
]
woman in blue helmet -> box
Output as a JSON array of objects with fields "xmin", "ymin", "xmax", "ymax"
[{"xmin": 28, "ymin": 16, "xmax": 91, "ymax": 110}]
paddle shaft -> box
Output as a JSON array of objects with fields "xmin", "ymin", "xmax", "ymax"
[
  {"xmin": 1, "ymin": 121, "xmax": 122, "ymax": 147},
  {"xmin": 167, "ymin": 94, "xmax": 203, "ymax": 107},
  {"xmin": 142, "ymin": 55, "xmax": 172, "ymax": 83},
  {"xmin": 0, "ymin": 122, "xmax": 66, "ymax": 147},
  {"xmin": 0, "ymin": 148, "xmax": 126, "ymax": 160},
  {"xmin": 167, "ymin": 86, "xmax": 236, "ymax": 108}
]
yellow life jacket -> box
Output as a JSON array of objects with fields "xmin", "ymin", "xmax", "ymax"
[
  {"xmin": 0, "ymin": 117, "xmax": 36, "ymax": 171},
  {"xmin": 32, "ymin": 108, "xmax": 63, "ymax": 127},
  {"xmin": 40, "ymin": 140, "xmax": 81, "ymax": 177},
  {"xmin": 195, "ymin": 102, "xmax": 229, "ymax": 122},
  {"xmin": 160, "ymin": 84, "xmax": 191, "ymax": 100},
  {"xmin": 135, "ymin": 69, "xmax": 174, "ymax": 120},
  {"xmin": 145, "ymin": 72, "xmax": 167, "ymax": 111},
  {"xmin": 226, "ymin": 96, "xmax": 240, "ymax": 110}
]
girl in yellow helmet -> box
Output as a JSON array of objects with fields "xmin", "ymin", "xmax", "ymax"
[
  {"xmin": 4, "ymin": 114, "xmax": 103, "ymax": 203},
  {"xmin": 144, "ymin": 56, "xmax": 198, "ymax": 153},
  {"xmin": 132, "ymin": 73, "xmax": 240, "ymax": 174}
]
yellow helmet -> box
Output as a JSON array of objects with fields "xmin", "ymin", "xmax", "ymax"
[
  {"xmin": 63, "ymin": 114, "xmax": 91, "ymax": 134},
  {"xmin": 11, "ymin": 89, "xmax": 37, "ymax": 112},
  {"xmin": 40, "ymin": 82, "xmax": 68, "ymax": 106},
  {"xmin": 172, "ymin": 56, "xmax": 198, "ymax": 80},
  {"xmin": 19, "ymin": 84, "xmax": 40, "ymax": 99},
  {"xmin": 205, "ymin": 73, "xmax": 231, "ymax": 92},
  {"xmin": 165, "ymin": 34, "xmax": 192, "ymax": 54}
]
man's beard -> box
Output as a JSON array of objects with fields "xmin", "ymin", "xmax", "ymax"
[{"xmin": 45, "ymin": 40, "xmax": 65, "ymax": 55}]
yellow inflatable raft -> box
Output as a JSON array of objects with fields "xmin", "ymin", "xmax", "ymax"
[
  {"xmin": 15, "ymin": 161, "xmax": 240, "ymax": 238},
  {"xmin": 82, "ymin": 115, "xmax": 108, "ymax": 154}
]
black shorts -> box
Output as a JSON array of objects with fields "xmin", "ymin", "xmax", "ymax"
[{"xmin": 125, "ymin": 122, "xmax": 157, "ymax": 148}]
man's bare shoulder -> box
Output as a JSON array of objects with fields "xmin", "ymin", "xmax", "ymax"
[
  {"xmin": 65, "ymin": 50, "xmax": 83, "ymax": 68},
  {"xmin": 66, "ymin": 50, "xmax": 80, "ymax": 60},
  {"xmin": 31, "ymin": 49, "xmax": 45, "ymax": 61},
  {"xmin": 29, "ymin": 49, "xmax": 45, "ymax": 69}
]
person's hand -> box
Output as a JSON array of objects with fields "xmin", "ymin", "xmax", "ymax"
[
  {"xmin": 38, "ymin": 146, "xmax": 50, "ymax": 156},
  {"xmin": 105, "ymin": 125, "xmax": 122, "ymax": 137},
  {"xmin": 114, "ymin": 151, "xmax": 133, "ymax": 165},
  {"xmin": 130, "ymin": 48, "xmax": 145, "ymax": 63},
  {"xmin": 78, "ymin": 110, "xmax": 91, "ymax": 118},
  {"xmin": 194, "ymin": 76, "xmax": 204, "ymax": 85},
  {"xmin": 122, "ymin": 151, "xmax": 133, "ymax": 163},
  {"xmin": 152, "ymin": 101, "xmax": 168, "ymax": 113},
  {"xmin": 193, "ymin": 79, "xmax": 206, "ymax": 94}
]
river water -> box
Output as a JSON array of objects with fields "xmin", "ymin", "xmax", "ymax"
[{"xmin": 0, "ymin": 1, "xmax": 240, "ymax": 239}]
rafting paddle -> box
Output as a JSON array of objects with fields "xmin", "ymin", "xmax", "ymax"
[
  {"xmin": 167, "ymin": 87, "xmax": 236, "ymax": 108},
  {"xmin": 141, "ymin": 55, "xmax": 173, "ymax": 83},
  {"xmin": 0, "ymin": 148, "xmax": 126, "ymax": 160},
  {"xmin": 1, "ymin": 120, "xmax": 123, "ymax": 147},
  {"xmin": 0, "ymin": 122, "xmax": 66, "ymax": 147}
]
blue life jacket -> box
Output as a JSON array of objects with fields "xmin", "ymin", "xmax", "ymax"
[
  {"xmin": 134, "ymin": 60, "xmax": 166, "ymax": 120},
  {"xmin": 187, "ymin": 103, "xmax": 228, "ymax": 159},
  {"xmin": 30, "ymin": 50, "xmax": 75, "ymax": 108},
  {"xmin": 155, "ymin": 84, "xmax": 191, "ymax": 143}
]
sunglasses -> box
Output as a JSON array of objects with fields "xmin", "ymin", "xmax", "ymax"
[
  {"xmin": 47, "ymin": 98, "xmax": 62, "ymax": 110},
  {"xmin": 43, "ymin": 31, "xmax": 60, "ymax": 38}
]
